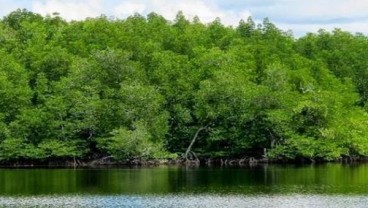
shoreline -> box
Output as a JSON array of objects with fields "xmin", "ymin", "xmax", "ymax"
[{"xmin": 0, "ymin": 156, "xmax": 367, "ymax": 168}]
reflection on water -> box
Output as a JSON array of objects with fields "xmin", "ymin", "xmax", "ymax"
[
  {"xmin": 1, "ymin": 195, "xmax": 368, "ymax": 208},
  {"xmin": 0, "ymin": 164, "xmax": 368, "ymax": 195}
]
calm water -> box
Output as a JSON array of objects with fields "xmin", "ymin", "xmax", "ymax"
[{"xmin": 0, "ymin": 163, "xmax": 368, "ymax": 207}]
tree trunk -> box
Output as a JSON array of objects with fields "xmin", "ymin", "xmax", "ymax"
[{"xmin": 185, "ymin": 126, "xmax": 206, "ymax": 161}]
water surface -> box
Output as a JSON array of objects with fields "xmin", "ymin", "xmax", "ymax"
[{"xmin": 0, "ymin": 163, "xmax": 368, "ymax": 207}]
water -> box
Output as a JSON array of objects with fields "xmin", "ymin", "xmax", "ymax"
[
  {"xmin": 0, "ymin": 163, "xmax": 367, "ymax": 207},
  {"xmin": 1, "ymin": 195, "xmax": 368, "ymax": 208}
]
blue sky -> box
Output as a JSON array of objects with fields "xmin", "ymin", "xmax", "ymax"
[{"xmin": 1, "ymin": 0, "xmax": 367, "ymax": 36}]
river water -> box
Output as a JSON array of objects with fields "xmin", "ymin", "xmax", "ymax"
[{"xmin": 0, "ymin": 163, "xmax": 367, "ymax": 207}]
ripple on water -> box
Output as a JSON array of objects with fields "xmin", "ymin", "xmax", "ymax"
[{"xmin": 1, "ymin": 195, "xmax": 368, "ymax": 208}]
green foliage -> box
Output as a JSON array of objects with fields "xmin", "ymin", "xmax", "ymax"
[
  {"xmin": 38, "ymin": 139, "xmax": 86, "ymax": 158},
  {"xmin": 0, "ymin": 9, "xmax": 367, "ymax": 162},
  {"xmin": 96, "ymin": 122, "xmax": 173, "ymax": 159}
]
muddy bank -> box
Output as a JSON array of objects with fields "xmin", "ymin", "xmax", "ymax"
[{"xmin": 0, "ymin": 155, "xmax": 367, "ymax": 168}]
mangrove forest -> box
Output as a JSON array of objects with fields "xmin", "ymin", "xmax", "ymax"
[{"xmin": 1, "ymin": 9, "xmax": 368, "ymax": 164}]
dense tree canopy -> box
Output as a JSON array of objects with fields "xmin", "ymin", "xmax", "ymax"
[{"xmin": 0, "ymin": 9, "xmax": 368, "ymax": 162}]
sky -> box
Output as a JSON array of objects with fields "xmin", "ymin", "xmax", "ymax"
[{"xmin": 1, "ymin": 0, "xmax": 368, "ymax": 36}]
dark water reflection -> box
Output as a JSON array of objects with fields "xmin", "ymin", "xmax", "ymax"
[{"xmin": 0, "ymin": 163, "xmax": 368, "ymax": 196}]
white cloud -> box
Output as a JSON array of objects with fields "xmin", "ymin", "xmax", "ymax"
[
  {"xmin": 113, "ymin": 2, "xmax": 146, "ymax": 17},
  {"xmin": 244, "ymin": 0, "xmax": 368, "ymax": 36},
  {"xmin": 278, "ymin": 22, "xmax": 368, "ymax": 37},
  {"xmin": 0, "ymin": 0, "xmax": 30, "ymax": 18},
  {"xmin": 252, "ymin": 0, "xmax": 368, "ymax": 24},
  {"xmin": 112, "ymin": 0, "xmax": 251, "ymax": 25},
  {"xmin": 0, "ymin": 0, "xmax": 366, "ymax": 36},
  {"xmin": 32, "ymin": 0, "xmax": 104, "ymax": 20},
  {"xmin": 30, "ymin": 0, "xmax": 252, "ymax": 25}
]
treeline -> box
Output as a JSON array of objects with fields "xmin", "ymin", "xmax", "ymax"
[{"xmin": 0, "ymin": 9, "xmax": 368, "ymax": 163}]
